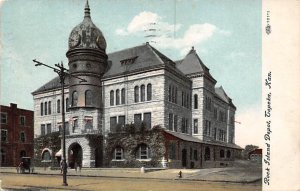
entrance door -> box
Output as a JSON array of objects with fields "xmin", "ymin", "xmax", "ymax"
[
  {"xmin": 182, "ymin": 149, "xmax": 187, "ymax": 168},
  {"xmin": 68, "ymin": 143, "xmax": 83, "ymax": 169}
]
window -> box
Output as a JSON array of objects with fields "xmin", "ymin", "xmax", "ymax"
[
  {"xmin": 187, "ymin": 93, "xmax": 190, "ymax": 109},
  {"xmin": 194, "ymin": 150, "xmax": 198, "ymax": 161},
  {"xmin": 213, "ymin": 128, "xmax": 217, "ymax": 140},
  {"xmin": 20, "ymin": 132, "xmax": 26, "ymax": 142},
  {"xmin": 168, "ymin": 113, "xmax": 173, "ymax": 131},
  {"xmin": 204, "ymin": 147, "xmax": 210, "ymax": 161},
  {"xmin": 41, "ymin": 124, "xmax": 45, "ymax": 136},
  {"xmin": 65, "ymin": 122, "xmax": 70, "ymax": 135},
  {"xmin": 66, "ymin": 98, "xmax": 70, "ymax": 112},
  {"xmin": 141, "ymin": 85, "xmax": 145, "ymax": 102},
  {"xmin": 220, "ymin": 149, "xmax": 225, "ymax": 158},
  {"xmin": 134, "ymin": 86, "xmax": 139, "ymax": 103},
  {"xmin": 85, "ymin": 90, "xmax": 93, "ymax": 106},
  {"xmin": 143, "ymin": 113, "xmax": 151, "ymax": 129},
  {"xmin": 134, "ymin": 114, "xmax": 142, "ymax": 129},
  {"xmin": 110, "ymin": 117, "xmax": 117, "ymax": 132},
  {"xmin": 214, "ymin": 108, "xmax": 217, "ymax": 119},
  {"xmin": 174, "ymin": 115, "xmax": 178, "ymax": 132},
  {"xmin": 1, "ymin": 149, "xmax": 6, "ymax": 164},
  {"xmin": 44, "ymin": 102, "xmax": 48, "ymax": 115},
  {"xmin": 42, "ymin": 150, "xmax": 51, "ymax": 161},
  {"xmin": 110, "ymin": 90, "xmax": 114, "ymax": 106},
  {"xmin": 118, "ymin": 116, "xmax": 125, "ymax": 128},
  {"xmin": 20, "ymin": 116, "xmax": 26, "ymax": 126},
  {"xmin": 168, "ymin": 85, "xmax": 172, "ymax": 102},
  {"xmin": 114, "ymin": 147, "xmax": 124, "ymax": 160},
  {"xmin": 172, "ymin": 86, "xmax": 175, "ymax": 103},
  {"xmin": 40, "ymin": 103, "xmax": 43, "ymax": 116},
  {"xmin": 57, "ymin": 99, "xmax": 61, "ymax": 113},
  {"xmin": 137, "ymin": 144, "xmax": 150, "ymax": 159},
  {"xmin": 48, "ymin": 101, "xmax": 51, "ymax": 114},
  {"xmin": 204, "ymin": 120, "xmax": 211, "ymax": 136},
  {"xmin": 226, "ymin": 150, "xmax": 231, "ymax": 158},
  {"xmin": 169, "ymin": 143, "xmax": 176, "ymax": 160},
  {"xmin": 181, "ymin": 117, "xmax": 188, "ymax": 133},
  {"xmin": 193, "ymin": 119, "xmax": 198, "ymax": 134},
  {"xmin": 205, "ymin": 97, "xmax": 212, "ymax": 111},
  {"xmin": 147, "ymin": 84, "xmax": 152, "ymax": 101},
  {"xmin": 72, "ymin": 119, "xmax": 78, "ymax": 133},
  {"xmin": 121, "ymin": 88, "xmax": 125, "ymax": 104},
  {"xmin": 20, "ymin": 150, "xmax": 26, "ymax": 158},
  {"xmin": 116, "ymin": 89, "xmax": 120, "ymax": 105},
  {"xmin": 46, "ymin": 123, "xmax": 51, "ymax": 134},
  {"xmin": 190, "ymin": 147, "xmax": 193, "ymax": 160},
  {"xmin": 72, "ymin": 91, "xmax": 78, "ymax": 106},
  {"xmin": 194, "ymin": 94, "xmax": 198, "ymax": 109},
  {"xmin": 1, "ymin": 129, "xmax": 7, "ymax": 142},
  {"xmin": 175, "ymin": 87, "xmax": 177, "ymax": 103},
  {"xmin": 84, "ymin": 118, "xmax": 93, "ymax": 131}
]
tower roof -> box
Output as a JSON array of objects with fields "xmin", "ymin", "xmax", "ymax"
[
  {"xmin": 67, "ymin": 0, "xmax": 106, "ymax": 51},
  {"xmin": 176, "ymin": 47, "xmax": 216, "ymax": 83}
]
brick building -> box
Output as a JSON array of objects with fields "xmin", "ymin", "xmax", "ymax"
[
  {"xmin": 0, "ymin": 103, "xmax": 34, "ymax": 167},
  {"xmin": 32, "ymin": 1, "xmax": 241, "ymax": 169}
]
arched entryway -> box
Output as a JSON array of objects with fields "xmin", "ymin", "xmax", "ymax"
[
  {"xmin": 68, "ymin": 143, "xmax": 83, "ymax": 169},
  {"xmin": 182, "ymin": 149, "xmax": 187, "ymax": 168}
]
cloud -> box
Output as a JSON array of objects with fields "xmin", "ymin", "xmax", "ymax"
[
  {"xmin": 116, "ymin": 11, "xmax": 230, "ymax": 56},
  {"xmin": 235, "ymin": 105, "xmax": 264, "ymax": 148}
]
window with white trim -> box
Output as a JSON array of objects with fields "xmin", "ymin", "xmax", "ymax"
[{"xmin": 114, "ymin": 146, "xmax": 124, "ymax": 160}]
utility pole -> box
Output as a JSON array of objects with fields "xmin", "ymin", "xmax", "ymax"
[{"xmin": 33, "ymin": 59, "xmax": 86, "ymax": 186}]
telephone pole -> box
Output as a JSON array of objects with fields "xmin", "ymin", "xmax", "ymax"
[{"xmin": 33, "ymin": 59, "xmax": 86, "ymax": 186}]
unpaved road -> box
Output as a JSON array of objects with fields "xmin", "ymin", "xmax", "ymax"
[{"xmin": 0, "ymin": 173, "xmax": 261, "ymax": 191}]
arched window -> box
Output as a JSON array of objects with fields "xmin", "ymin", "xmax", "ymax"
[
  {"xmin": 44, "ymin": 102, "xmax": 48, "ymax": 115},
  {"xmin": 134, "ymin": 86, "xmax": 139, "ymax": 103},
  {"xmin": 226, "ymin": 150, "xmax": 231, "ymax": 158},
  {"xmin": 42, "ymin": 150, "xmax": 51, "ymax": 161},
  {"xmin": 121, "ymin": 88, "xmax": 125, "ymax": 104},
  {"xmin": 220, "ymin": 149, "xmax": 225, "ymax": 158},
  {"xmin": 116, "ymin": 89, "xmax": 120, "ymax": 105},
  {"xmin": 66, "ymin": 98, "xmax": 69, "ymax": 112},
  {"xmin": 147, "ymin": 84, "xmax": 152, "ymax": 101},
  {"xmin": 113, "ymin": 146, "xmax": 124, "ymax": 160},
  {"xmin": 20, "ymin": 150, "xmax": 26, "ymax": 158},
  {"xmin": 204, "ymin": 147, "xmax": 210, "ymax": 161},
  {"xmin": 40, "ymin": 102, "xmax": 44, "ymax": 116},
  {"xmin": 48, "ymin": 101, "xmax": 51, "ymax": 114},
  {"xmin": 20, "ymin": 132, "xmax": 26, "ymax": 142},
  {"xmin": 141, "ymin": 85, "xmax": 145, "ymax": 102},
  {"xmin": 110, "ymin": 90, "xmax": 114, "ymax": 106},
  {"xmin": 57, "ymin": 99, "xmax": 60, "ymax": 113},
  {"xmin": 194, "ymin": 94, "xmax": 198, "ymax": 109},
  {"xmin": 137, "ymin": 144, "xmax": 150, "ymax": 159},
  {"xmin": 72, "ymin": 91, "xmax": 78, "ymax": 106},
  {"xmin": 85, "ymin": 90, "xmax": 93, "ymax": 106}
]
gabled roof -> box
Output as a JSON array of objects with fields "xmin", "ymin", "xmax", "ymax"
[
  {"xmin": 32, "ymin": 76, "xmax": 70, "ymax": 95},
  {"xmin": 103, "ymin": 43, "xmax": 177, "ymax": 78},
  {"xmin": 215, "ymin": 86, "xmax": 236, "ymax": 109},
  {"xmin": 164, "ymin": 129, "xmax": 242, "ymax": 150},
  {"xmin": 32, "ymin": 43, "xmax": 185, "ymax": 94}
]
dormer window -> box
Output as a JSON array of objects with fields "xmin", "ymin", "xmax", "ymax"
[{"xmin": 120, "ymin": 56, "xmax": 138, "ymax": 66}]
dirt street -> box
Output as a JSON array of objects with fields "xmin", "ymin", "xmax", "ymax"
[{"xmin": 0, "ymin": 173, "xmax": 261, "ymax": 191}]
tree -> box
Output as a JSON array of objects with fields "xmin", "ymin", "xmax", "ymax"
[{"xmin": 242, "ymin": 144, "xmax": 259, "ymax": 159}]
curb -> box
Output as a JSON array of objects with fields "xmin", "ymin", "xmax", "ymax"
[{"xmin": 0, "ymin": 171, "xmax": 261, "ymax": 184}]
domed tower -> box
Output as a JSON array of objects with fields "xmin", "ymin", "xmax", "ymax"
[{"xmin": 66, "ymin": 0, "xmax": 107, "ymax": 109}]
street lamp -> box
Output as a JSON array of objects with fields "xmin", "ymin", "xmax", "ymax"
[{"xmin": 33, "ymin": 59, "xmax": 86, "ymax": 186}]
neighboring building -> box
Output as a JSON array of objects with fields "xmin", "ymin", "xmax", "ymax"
[
  {"xmin": 32, "ymin": 1, "xmax": 241, "ymax": 169},
  {"xmin": 249, "ymin": 148, "xmax": 262, "ymax": 161},
  {"xmin": 0, "ymin": 103, "xmax": 34, "ymax": 167}
]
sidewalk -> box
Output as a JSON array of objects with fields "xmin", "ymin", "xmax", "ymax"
[{"xmin": 0, "ymin": 160, "xmax": 262, "ymax": 183}]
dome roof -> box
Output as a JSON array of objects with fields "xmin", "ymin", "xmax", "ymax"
[{"xmin": 68, "ymin": 0, "xmax": 106, "ymax": 51}]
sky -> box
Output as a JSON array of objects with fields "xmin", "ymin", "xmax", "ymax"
[{"xmin": 0, "ymin": 0, "xmax": 262, "ymax": 148}]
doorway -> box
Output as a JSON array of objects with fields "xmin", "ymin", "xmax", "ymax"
[
  {"xmin": 68, "ymin": 143, "xmax": 83, "ymax": 169},
  {"xmin": 182, "ymin": 149, "xmax": 187, "ymax": 168}
]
